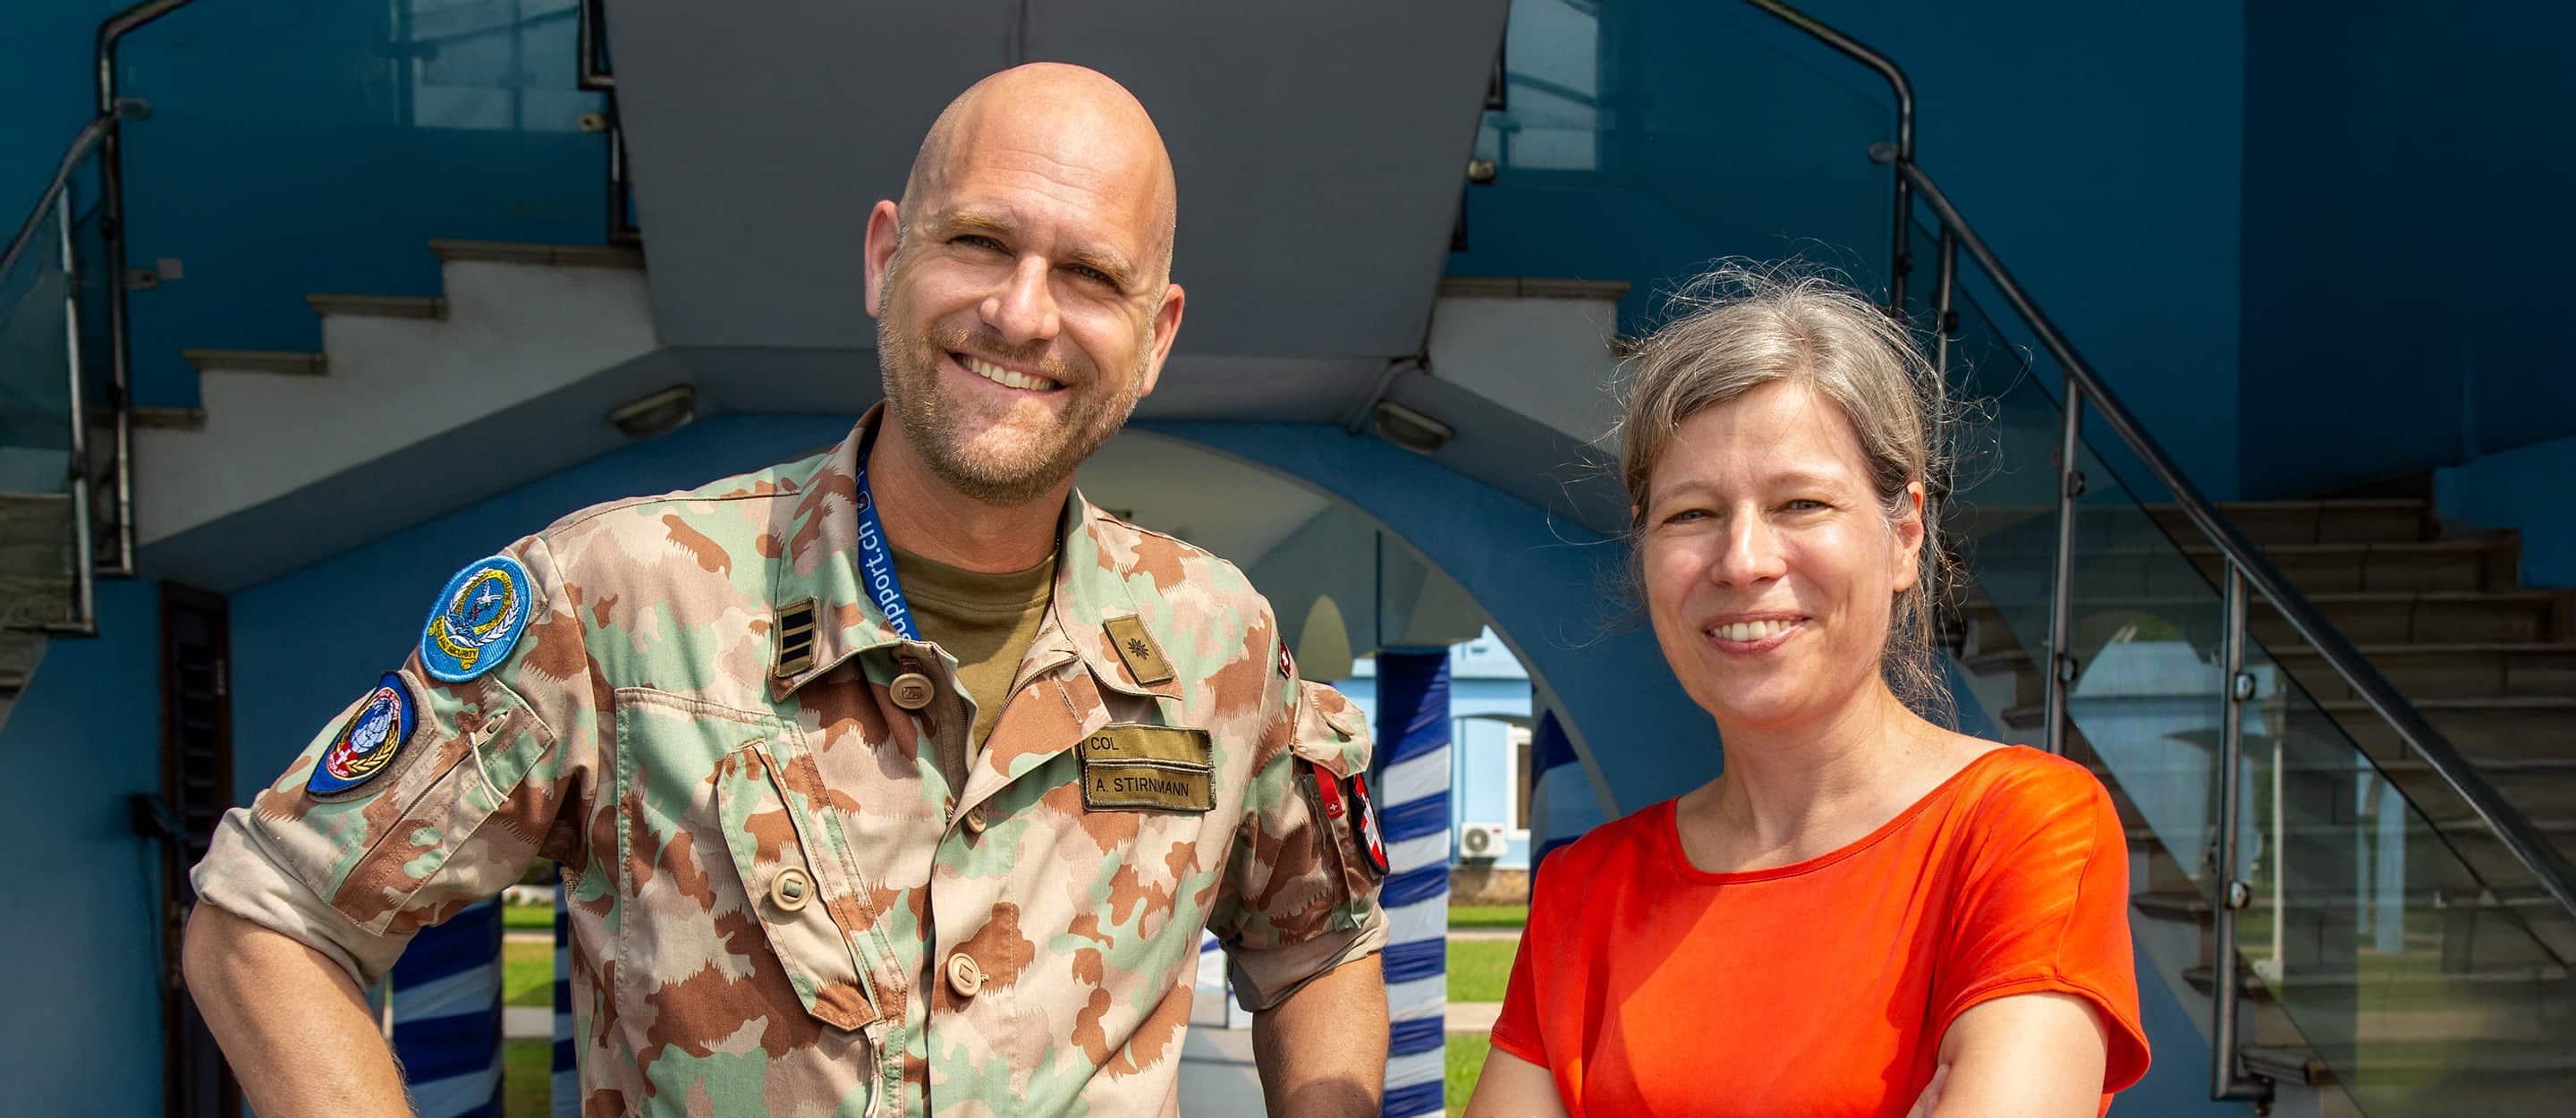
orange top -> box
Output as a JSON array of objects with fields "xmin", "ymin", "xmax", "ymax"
[{"xmin": 1489, "ymin": 746, "xmax": 2149, "ymax": 1117}]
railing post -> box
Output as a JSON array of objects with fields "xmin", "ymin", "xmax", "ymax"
[
  {"xmin": 55, "ymin": 195, "xmax": 98, "ymax": 635},
  {"xmin": 1931, "ymin": 227, "xmax": 1957, "ymax": 382},
  {"xmin": 2043, "ymin": 379, "xmax": 2081, "ymax": 755},
  {"xmin": 2210, "ymin": 562, "xmax": 2273, "ymax": 1104}
]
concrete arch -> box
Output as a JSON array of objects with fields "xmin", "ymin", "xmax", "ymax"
[{"xmin": 1137, "ymin": 421, "xmax": 1718, "ymax": 817}]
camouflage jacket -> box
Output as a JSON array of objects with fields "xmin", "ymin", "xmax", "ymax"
[{"xmin": 192, "ymin": 416, "xmax": 1388, "ymax": 1116}]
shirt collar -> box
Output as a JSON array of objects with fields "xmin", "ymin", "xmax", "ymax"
[{"xmin": 766, "ymin": 406, "xmax": 1177, "ymax": 702}]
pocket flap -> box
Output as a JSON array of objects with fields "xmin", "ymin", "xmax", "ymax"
[
  {"xmin": 1288, "ymin": 681, "xmax": 1372, "ymax": 777},
  {"xmin": 711, "ymin": 741, "xmax": 879, "ymax": 1031}
]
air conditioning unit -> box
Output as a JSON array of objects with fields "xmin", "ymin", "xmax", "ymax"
[{"xmin": 1459, "ymin": 823, "xmax": 1510, "ymax": 861}]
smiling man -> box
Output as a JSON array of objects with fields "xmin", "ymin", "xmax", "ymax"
[{"xmin": 183, "ymin": 64, "xmax": 1391, "ymax": 1117}]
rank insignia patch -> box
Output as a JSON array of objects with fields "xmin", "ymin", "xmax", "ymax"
[
  {"xmin": 308, "ymin": 673, "xmax": 417, "ymax": 799},
  {"xmin": 421, "ymin": 555, "xmax": 533, "ymax": 682}
]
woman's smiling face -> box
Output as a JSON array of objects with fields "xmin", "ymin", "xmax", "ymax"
[{"xmin": 1639, "ymin": 378, "xmax": 1924, "ymax": 732}]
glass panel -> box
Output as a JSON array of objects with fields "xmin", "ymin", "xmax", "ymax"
[
  {"xmin": 2241, "ymin": 631, "xmax": 2575, "ymax": 1113},
  {"xmin": 1, "ymin": 197, "xmax": 75, "ymax": 496},
  {"xmin": 1923, "ymin": 219, "xmax": 2576, "ymax": 1112}
]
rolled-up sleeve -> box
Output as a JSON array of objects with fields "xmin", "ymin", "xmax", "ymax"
[
  {"xmin": 1207, "ymin": 656, "xmax": 1388, "ymax": 1012},
  {"xmin": 191, "ymin": 534, "xmax": 600, "ymax": 987}
]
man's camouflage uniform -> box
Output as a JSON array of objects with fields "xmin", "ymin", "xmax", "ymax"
[{"xmin": 193, "ymin": 413, "xmax": 1388, "ymax": 1115}]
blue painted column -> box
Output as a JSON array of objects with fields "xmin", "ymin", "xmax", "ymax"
[
  {"xmin": 389, "ymin": 901, "xmax": 504, "ymax": 1118},
  {"xmin": 1526, "ymin": 707, "xmax": 1602, "ymax": 870},
  {"xmin": 1373, "ymin": 648, "xmax": 1451, "ymax": 1118},
  {"xmin": 553, "ymin": 877, "xmax": 579, "ymax": 1116}
]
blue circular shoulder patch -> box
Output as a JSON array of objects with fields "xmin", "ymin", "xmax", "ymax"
[
  {"xmin": 308, "ymin": 673, "xmax": 417, "ymax": 799},
  {"xmin": 420, "ymin": 554, "xmax": 535, "ymax": 682}
]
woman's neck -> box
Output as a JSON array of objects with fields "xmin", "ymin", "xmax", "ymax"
[{"xmin": 1682, "ymin": 683, "xmax": 1959, "ymax": 871}]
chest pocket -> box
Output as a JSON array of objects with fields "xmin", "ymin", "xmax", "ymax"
[
  {"xmin": 615, "ymin": 689, "xmax": 882, "ymax": 1034},
  {"xmin": 712, "ymin": 737, "xmax": 884, "ymax": 1031}
]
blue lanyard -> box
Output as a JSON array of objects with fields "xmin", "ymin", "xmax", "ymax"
[{"xmin": 852, "ymin": 452, "xmax": 919, "ymax": 641}]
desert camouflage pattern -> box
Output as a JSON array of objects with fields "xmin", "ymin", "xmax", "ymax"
[{"xmin": 193, "ymin": 412, "xmax": 1386, "ymax": 1116}]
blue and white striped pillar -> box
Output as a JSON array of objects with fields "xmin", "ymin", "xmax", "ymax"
[
  {"xmin": 1372, "ymin": 648, "xmax": 1452, "ymax": 1118},
  {"xmin": 553, "ymin": 876, "xmax": 580, "ymax": 1116},
  {"xmin": 389, "ymin": 899, "xmax": 505, "ymax": 1118},
  {"xmin": 1526, "ymin": 708, "xmax": 1600, "ymax": 871}
]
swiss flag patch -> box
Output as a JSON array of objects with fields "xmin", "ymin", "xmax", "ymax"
[{"xmin": 1350, "ymin": 773, "xmax": 1389, "ymax": 877}]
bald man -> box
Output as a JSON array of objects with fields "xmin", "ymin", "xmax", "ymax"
[{"xmin": 184, "ymin": 64, "xmax": 1392, "ymax": 1117}]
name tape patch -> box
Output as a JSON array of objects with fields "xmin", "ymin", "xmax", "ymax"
[
  {"xmin": 421, "ymin": 555, "xmax": 534, "ymax": 683},
  {"xmin": 308, "ymin": 673, "xmax": 417, "ymax": 799},
  {"xmin": 1079, "ymin": 723, "xmax": 1213, "ymax": 812}
]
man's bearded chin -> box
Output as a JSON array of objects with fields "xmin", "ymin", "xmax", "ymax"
[{"xmin": 876, "ymin": 301, "xmax": 1148, "ymax": 508}]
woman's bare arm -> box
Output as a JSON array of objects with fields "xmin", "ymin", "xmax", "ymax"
[
  {"xmin": 1462, "ymin": 1046, "xmax": 1572, "ymax": 1118},
  {"xmin": 1910, "ymin": 992, "xmax": 2109, "ymax": 1118}
]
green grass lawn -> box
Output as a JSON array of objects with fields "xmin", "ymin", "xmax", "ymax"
[
  {"xmin": 502, "ymin": 903, "xmax": 555, "ymax": 931},
  {"xmin": 1448, "ymin": 938, "xmax": 1517, "ymax": 1004},
  {"xmin": 1445, "ymin": 1035, "xmax": 1491, "ymax": 1117},
  {"xmin": 504, "ymin": 940, "xmax": 553, "ymax": 1008},
  {"xmin": 1448, "ymin": 904, "xmax": 1527, "ymax": 929},
  {"xmin": 504, "ymin": 1039, "xmax": 551, "ymax": 1116}
]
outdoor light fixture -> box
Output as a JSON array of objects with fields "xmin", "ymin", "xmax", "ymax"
[
  {"xmin": 607, "ymin": 384, "xmax": 696, "ymax": 439},
  {"xmin": 1371, "ymin": 400, "xmax": 1453, "ymax": 455}
]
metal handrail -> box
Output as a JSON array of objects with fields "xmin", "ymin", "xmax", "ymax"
[
  {"xmin": 1745, "ymin": 0, "xmax": 2576, "ymax": 1102},
  {"xmin": 1742, "ymin": 0, "xmax": 1913, "ymax": 311},
  {"xmin": 1892, "ymin": 162, "xmax": 2576, "ymax": 923},
  {"xmin": 0, "ymin": 118, "xmax": 113, "ymax": 284}
]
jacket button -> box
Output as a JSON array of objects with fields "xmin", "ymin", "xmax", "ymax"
[
  {"xmin": 768, "ymin": 867, "xmax": 813, "ymax": 913},
  {"xmin": 962, "ymin": 806, "xmax": 988, "ymax": 835},
  {"xmin": 891, "ymin": 672, "xmax": 936, "ymax": 710},
  {"xmin": 946, "ymin": 952, "xmax": 986, "ymax": 998}
]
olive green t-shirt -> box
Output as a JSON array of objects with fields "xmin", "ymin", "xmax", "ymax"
[{"xmin": 890, "ymin": 546, "xmax": 1057, "ymax": 758}]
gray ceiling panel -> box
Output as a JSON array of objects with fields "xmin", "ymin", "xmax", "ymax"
[{"xmin": 608, "ymin": 0, "xmax": 1504, "ymax": 367}]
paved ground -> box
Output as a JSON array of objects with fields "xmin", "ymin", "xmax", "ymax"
[{"xmin": 1446, "ymin": 1001, "xmax": 1502, "ymax": 1034}]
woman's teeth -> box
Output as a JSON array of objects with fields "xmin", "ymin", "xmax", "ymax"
[
  {"xmin": 964, "ymin": 354, "xmax": 1058, "ymax": 392},
  {"xmin": 1712, "ymin": 619, "xmax": 1794, "ymax": 642}
]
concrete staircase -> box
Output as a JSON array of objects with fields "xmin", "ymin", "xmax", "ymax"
[
  {"xmin": 1951, "ymin": 495, "xmax": 2576, "ymax": 1116},
  {"xmin": 138, "ymin": 239, "xmax": 658, "ymax": 590},
  {"xmin": 0, "ymin": 492, "xmax": 73, "ymax": 733}
]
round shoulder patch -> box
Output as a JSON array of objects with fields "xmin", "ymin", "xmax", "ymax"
[
  {"xmin": 308, "ymin": 673, "xmax": 418, "ymax": 799},
  {"xmin": 421, "ymin": 554, "xmax": 535, "ymax": 682}
]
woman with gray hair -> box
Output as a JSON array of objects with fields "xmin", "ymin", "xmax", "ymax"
[{"xmin": 1466, "ymin": 267, "xmax": 2148, "ymax": 1117}]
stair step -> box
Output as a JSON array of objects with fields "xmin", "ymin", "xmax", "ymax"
[
  {"xmin": 1436, "ymin": 276, "xmax": 1631, "ymax": 300},
  {"xmin": 1970, "ymin": 537, "xmax": 2516, "ymax": 595},
  {"xmin": 1952, "ymin": 498, "xmax": 2433, "ymax": 550},
  {"xmin": 181, "ymin": 348, "xmax": 326, "ymax": 377},
  {"xmin": 1962, "ymin": 589, "xmax": 2570, "ymax": 648},
  {"xmin": 304, "ymin": 293, "xmax": 445, "ymax": 320},
  {"xmin": 89, "ymin": 405, "xmax": 207, "ymax": 430},
  {"xmin": 1967, "ymin": 641, "xmax": 2576, "ymax": 704},
  {"xmin": 2149, "ymin": 499, "xmax": 2431, "ymax": 546},
  {"xmin": 2004, "ymin": 695, "xmax": 2576, "ymax": 759},
  {"xmin": 428, "ymin": 239, "xmax": 644, "ymax": 269},
  {"xmin": 0, "ymin": 493, "xmax": 72, "ymax": 578}
]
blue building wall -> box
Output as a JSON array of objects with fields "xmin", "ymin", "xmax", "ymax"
[
  {"xmin": 2437, "ymin": 432, "xmax": 2576, "ymax": 591},
  {"xmin": 0, "ymin": 579, "xmax": 169, "ymax": 1118},
  {"xmin": 4, "ymin": 0, "xmax": 609, "ymax": 411},
  {"xmin": 1456, "ymin": 0, "xmax": 2245, "ymax": 498},
  {"xmin": 2241, "ymin": 0, "xmax": 2576, "ymax": 500}
]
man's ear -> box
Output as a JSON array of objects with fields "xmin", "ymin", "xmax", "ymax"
[
  {"xmin": 863, "ymin": 200, "xmax": 902, "ymax": 318},
  {"xmin": 1134, "ymin": 282, "xmax": 1187, "ymax": 398}
]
